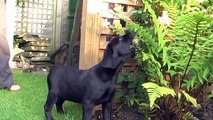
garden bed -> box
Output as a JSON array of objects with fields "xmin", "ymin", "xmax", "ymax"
[{"xmin": 94, "ymin": 107, "xmax": 145, "ymax": 120}]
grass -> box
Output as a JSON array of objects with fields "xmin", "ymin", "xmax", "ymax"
[{"xmin": 0, "ymin": 71, "xmax": 82, "ymax": 120}]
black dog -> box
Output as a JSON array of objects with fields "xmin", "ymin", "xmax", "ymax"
[{"xmin": 44, "ymin": 31, "xmax": 135, "ymax": 120}]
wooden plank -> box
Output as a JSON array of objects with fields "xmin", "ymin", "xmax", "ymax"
[
  {"xmin": 99, "ymin": 36, "xmax": 109, "ymax": 50},
  {"xmin": 22, "ymin": 52, "xmax": 48, "ymax": 57},
  {"xmin": 30, "ymin": 61, "xmax": 51, "ymax": 65},
  {"xmin": 100, "ymin": 27, "xmax": 114, "ymax": 35},
  {"xmin": 127, "ymin": 5, "xmax": 135, "ymax": 12},
  {"xmin": 102, "ymin": 11, "xmax": 132, "ymax": 19},
  {"xmin": 79, "ymin": 14, "xmax": 102, "ymax": 69},
  {"xmin": 23, "ymin": 46, "xmax": 51, "ymax": 52},
  {"xmin": 79, "ymin": 0, "xmax": 87, "ymax": 69},
  {"xmin": 30, "ymin": 56, "xmax": 50, "ymax": 62},
  {"xmin": 79, "ymin": 0, "xmax": 103, "ymax": 69},
  {"xmin": 22, "ymin": 34, "xmax": 40, "ymax": 41},
  {"xmin": 103, "ymin": 0, "xmax": 142, "ymax": 7},
  {"xmin": 98, "ymin": 49, "xmax": 105, "ymax": 62},
  {"xmin": 25, "ymin": 40, "xmax": 50, "ymax": 47},
  {"xmin": 52, "ymin": 0, "xmax": 62, "ymax": 50}
]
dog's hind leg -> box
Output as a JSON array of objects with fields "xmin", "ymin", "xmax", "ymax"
[
  {"xmin": 44, "ymin": 91, "xmax": 57, "ymax": 120},
  {"xmin": 82, "ymin": 102, "xmax": 94, "ymax": 120},
  {"xmin": 55, "ymin": 97, "xmax": 65, "ymax": 114},
  {"xmin": 102, "ymin": 102, "xmax": 112, "ymax": 120}
]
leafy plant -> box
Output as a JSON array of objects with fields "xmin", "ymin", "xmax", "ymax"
[
  {"xmin": 131, "ymin": 8, "xmax": 152, "ymax": 27},
  {"xmin": 120, "ymin": 0, "xmax": 213, "ymax": 119},
  {"xmin": 110, "ymin": 23, "xmax": 126, "ymax": 36},
  {"xmin": 115, "ymin": 68, "xmax": 148, "ymax": 104},
  {"xmin": 142, "ymin": 82, "xmax": 198, "ymax": 107},
  {"xmin": 142, "ymin": 82, "xmax": 176, "ymax": 107}
]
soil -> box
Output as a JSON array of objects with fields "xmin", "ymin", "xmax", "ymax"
[
  {"xmin": 193, "ymin": 100, "xmax": 213, "ymax": 120},
  {"xmin": 93, "ymin": 99, "xmax": 213, "ymax": 120},
  {"xmin": 94, "ymin": 107, "xmax": 145, "ymax": 120},
  {"xmin": 112, "ymin": 107, "xmax": 145, "ymax": 120}
]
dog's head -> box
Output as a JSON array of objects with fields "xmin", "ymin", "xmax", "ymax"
[{"xmin": 101, "ymin": 31, "xmax": 135, "ymax": 69}]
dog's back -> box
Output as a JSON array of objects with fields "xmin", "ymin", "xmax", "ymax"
[
  {"xmin": 47, "ymin": 64, "xmax": 118, "ymax": 103},
  {"xmin": 47, "ymin": 64, "xmax": 87, "ymax": 102}
]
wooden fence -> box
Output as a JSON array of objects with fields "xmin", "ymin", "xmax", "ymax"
[{"xmin": 79, "ymin": 0, "xmax": 141, "ymax": 69}]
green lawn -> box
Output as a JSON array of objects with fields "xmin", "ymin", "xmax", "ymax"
[{"xmin": 0, "ymin": 71, "xmax": 82, "ymax": 120}]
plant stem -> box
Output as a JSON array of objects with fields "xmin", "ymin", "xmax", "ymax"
[{"xmin": 180, "ymin": 20, "xmax": 201, "ymax": 86}]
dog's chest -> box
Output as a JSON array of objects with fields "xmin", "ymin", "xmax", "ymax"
[{"xmin": 95, "ymin": 84, "xmax": 116, "ymax": 104}]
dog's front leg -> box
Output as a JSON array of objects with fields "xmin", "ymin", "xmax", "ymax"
[
  {"xmin": 82, "ymin": 102, "xmax": 94, "ymax": 120},
  {"xmin": 102, "ymin": 102, "xmax": 112, "ymax": 120}
]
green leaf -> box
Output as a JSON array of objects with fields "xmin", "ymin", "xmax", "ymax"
[
  {"xmin": 117, "ymin": 75, "xmax": 126, "ymax": 84},
  {"xmin": 166, "ymin": 70, "xmax": 176, "ymax": 76},
  {"xmin": 142, "ymin": 82, "xmax": 176, "ymax": 108},
  {"xmin": 203, "ymin": 67, "xmax": 210, "ymax": 80},
  {"xmin": 182, "ymin": 90, "xmax": 198, "ymax": 107},
  {"xmin": 142, "ymin": 53, "xmax": 150, "ymax": 61},
  {"xmin": 140, "ymin": 102, "xmax": 151, "ymax": 110},
  {"xmin": 163, "ymin": 47, "xmax": 168, "ymax": 66},
  {"xmin": 177, "ymin": 92, "xmax": 181, "ymax": 103},
  {"xmin": 198, "ymin": 72, "xmax": 204, "ymax": 84}
]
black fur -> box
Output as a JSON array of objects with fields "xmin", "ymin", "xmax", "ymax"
[{"xmin": 44, "ymin": 31, "xmax": 135, "ymax": 120}]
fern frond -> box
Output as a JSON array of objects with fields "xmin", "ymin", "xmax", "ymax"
[
  {"xmin": 142, "ymin": 82, "xmax": 176, "ymax": 108},
  {"xmin": 181, "ymin": 90, "xmax": 198, "ymax": 107},
  {"xmin": 166, "ymin": 10, "xmax": 213, "ymax": 87},
  {"xmin": 182, "ymin": 111, "xmax": 196, "ymax": 120}
]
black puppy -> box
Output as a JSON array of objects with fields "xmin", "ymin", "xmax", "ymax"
[{"xmin": 44, "ymin": 31, "xmax": 135, "ymax": 120}]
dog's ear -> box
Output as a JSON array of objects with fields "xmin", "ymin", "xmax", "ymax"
[{"xmin": 101, "ymin": 44, "xmax": 121, "ymax": 69}]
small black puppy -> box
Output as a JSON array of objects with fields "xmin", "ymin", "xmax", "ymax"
[{"xmin": 44, "ymin": 31, "xmax": 135, "ymax": 120}]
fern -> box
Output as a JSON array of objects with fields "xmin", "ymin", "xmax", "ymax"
[
  {"xmin": 142, "ymin": 82, "xmax": 198, "ymax": 108},
  {"xmin": 168, "ymin": 11, "xmax": 213, "ymax": 89},
  {"xmin": 128, "ymin": 2, "xmax": 169, "ymax": 86},
  {"xmin": 181, "ymin": 90, "xmax": 198, "ymax": 107},
  {"xmin": 142, "ymin": 82, "xmax": 176, "ymax": 107},
  {"xmin": 113, "ymin": 0, "xmax": 212, "ymax": 118},
  {"xmin": 182, "ymin": 112, "xmax": 196, "ymax": 120}
]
